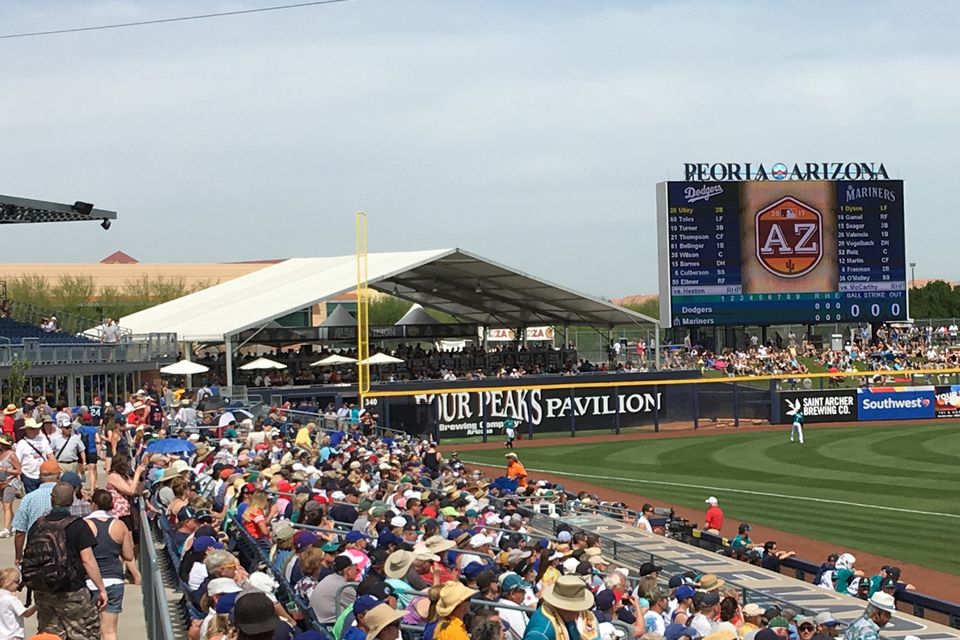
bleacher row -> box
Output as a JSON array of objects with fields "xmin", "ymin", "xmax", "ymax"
[{"xmin": 0, "ymin": 316, "xmax": 94, "ymax": 344}]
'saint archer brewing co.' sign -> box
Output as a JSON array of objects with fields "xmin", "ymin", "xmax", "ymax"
[{"xmin": 684, "ymin": 162, "xmax": 890, "ymax": 182}]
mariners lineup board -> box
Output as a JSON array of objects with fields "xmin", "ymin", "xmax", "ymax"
[{"xmin": 656, "ymin": 180, "xmax": 907, "ymax": 327}]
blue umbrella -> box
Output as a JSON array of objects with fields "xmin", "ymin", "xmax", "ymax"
[{"xmin": 145, "ymin": 438, "xmax": 197, "ymax": 455}]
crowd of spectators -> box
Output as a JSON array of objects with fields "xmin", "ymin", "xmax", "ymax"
[{"xmin": 0, "ymin": 385, "xmax": 931, "ymax": 640}]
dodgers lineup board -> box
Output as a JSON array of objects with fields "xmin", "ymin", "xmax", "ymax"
[{"xmin": 656, "ymin": 180, "xmax": 906, "ymax": 327}]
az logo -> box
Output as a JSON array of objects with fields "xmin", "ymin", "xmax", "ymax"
[{"xmin": 755, "ymin": 196, "xmax": 823, "ymax": 278}]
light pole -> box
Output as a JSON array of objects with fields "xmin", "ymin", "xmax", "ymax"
[{"xmin": 909, "ymin": 262, "xmax": 917, "ymax": 289}]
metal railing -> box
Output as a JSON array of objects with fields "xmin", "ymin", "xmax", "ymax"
[
  {"xmin": 0, "ymin": 333, "xmax": 178, "ymax": 366},
  {"xmin": 139, "ymin": 501, "xmax": 177, "ymax": 640}
]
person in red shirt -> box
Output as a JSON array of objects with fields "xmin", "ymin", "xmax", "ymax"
[
  {"xmin": 704, "ymin": 496, "xmax": 723, "ymax": 534},
  {"xmin": 1, "ymin": 405, "xmax": 16, "ymax": 440}
]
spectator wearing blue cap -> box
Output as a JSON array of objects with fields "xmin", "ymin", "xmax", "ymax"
[
  {"xmin": 497, "ymin": 573, "xmax": 531, "ymax": 640},
  {"xmin": 671, "ymin": 585, "xmax": 697, "ymax": 626},
  {"xmin": 664, "ymin": 622, "xmax": 700, "ymax": 640},
  {"xmin": 338, "ymin": 593, "xmax": 382, "ymax": 640}
]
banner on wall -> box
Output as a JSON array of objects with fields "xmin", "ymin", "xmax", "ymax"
[
  {"xmin": 934, "ymin": 385, "xmax": 960, "ymax": 417},
  {"xmin": 779, "ymin": 389, "xmax": 857, "ymax": 423},
  {"xmin": 857, "ymin": 386, "xmax": 935, "ymax": 421},
  {"xmin": 413, "ymin": 386, "xmax": 662, "ymax": 438},
  {"xmin": 485, "ymin": 327, "xmax": 555, "ymax": 342}
]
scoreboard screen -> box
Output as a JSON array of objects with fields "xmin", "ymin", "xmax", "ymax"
[{"xmin": 656, "ymin": 180, "xmax": 906, "ymax": 327}]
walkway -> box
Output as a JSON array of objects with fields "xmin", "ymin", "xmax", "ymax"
[{"xmin": 0, "ymin": 481, "xmax": 148, "ymax": 638}]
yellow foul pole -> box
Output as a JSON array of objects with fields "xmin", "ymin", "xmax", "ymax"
[{"xmin": 355, "ymin": 211, "xmax": 370, "ymax": 405}]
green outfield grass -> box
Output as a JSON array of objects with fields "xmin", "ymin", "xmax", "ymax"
[{"xmin": 462, "ymin": 422, "xmax": 960, "ymax": 575}]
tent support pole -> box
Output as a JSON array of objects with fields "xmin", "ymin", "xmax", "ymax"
[
  {"xmin": 184, "ymin": 342, "xmax": 193, "ymax": 389},
  {"xmin": 225, "ymin": 334, "xmax": 234, "ymax": 391}
]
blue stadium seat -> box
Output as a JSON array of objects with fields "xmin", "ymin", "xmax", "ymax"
[{"xmin": 0, "ymin": 317, "xmax": 94, "ymax": 345}]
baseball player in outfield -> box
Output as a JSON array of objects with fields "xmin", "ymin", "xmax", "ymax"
[{"xmin": 790, "ymin": 407, "xmax": 805, "ymax": 444}]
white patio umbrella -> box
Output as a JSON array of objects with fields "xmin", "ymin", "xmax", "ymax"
[
  {"xmin": 360, "ymin": 353, "xmax": 404, "ymax": 365},
  {"xmin": 239, "ymin": 357, "xmax": 287, "ymax": 371},
  {"xmin": 310, "ymin": 354, "xmax": 358, "ymax": 366},
  {"xmin": 160, "ymin": 360, "xmax": 210, "ymax": 375}
]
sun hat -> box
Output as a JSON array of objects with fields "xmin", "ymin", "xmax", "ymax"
[
  {"xmin": 599, "ymin": 621, "xmax": 625, "ymax": 640},
  {"xmin": 365, "ymin": 603, "xmax": 407, "ymax": 639},
  {"xmin": 423, "ymin": 535, "xmax": 455, "ymax": 554},
  {"xmin": 234, "ymin": 591, "xmax": 280, "ymax": 634},
  {"xmin": 469, "ymin": 533, "xmax": 493, "ymax": 548},
  {"xmin": 0, "ymin": 435, "xmax": 13, "ymax": 447},
  {"xmin": 867, "ymin": 592, "xmax": 897, "ymax": 613},
  {"xmin": 2, "ymin": 404, "xmax": 16, "ymax": 415},
  {"xmin": 505, "ymin": 452, "xmax": 518, "ymax": 459},
  {"xmin": 207, "ymin": 577, "xmax": 243, "ymax": 596},
  {"xmin": 699, "ymin": 574, "xmax": 725, "ymax": 590},
  {"xmin": 23, "ymin": 418, "xmax": 40, "ymax": 430},
  {"xmin": 542, "ymin": 574, "xmax": 595, "ymax": 612},
  {"xmin": 384, "ymin": 549, "xmax": 415, "ymax": 579},
  {"xmin": 436, "ymin": 581, "xmax": 479, "ymax": 617}
]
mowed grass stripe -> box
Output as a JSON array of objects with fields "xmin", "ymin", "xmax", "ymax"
[{"xmin": 464, "ymin": 422, "xmax": 960, "ymax": 574}]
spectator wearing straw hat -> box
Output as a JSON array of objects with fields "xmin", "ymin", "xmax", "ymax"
[
  {"xmin": 435, "ymin": 581, "xmax": 479, "ymax": 640},
  {"xmin": 365, "ymin": 602, "xmax": 407, "ymax": 640},
  {"xmin": 843, "ymin": 592, "xmax": 895, "ymax": 640},
  {"xmin": 15, "ymin": 419, "xmax": 55, "ymax": 494},
  {"xmin": 523, "ymin": 574, "xmax": 596, "ymax": 640}
]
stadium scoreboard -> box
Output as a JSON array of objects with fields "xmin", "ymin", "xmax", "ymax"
[{"xmin": 656, "ymin": 179, "xmax": 906, "ymax": 327}]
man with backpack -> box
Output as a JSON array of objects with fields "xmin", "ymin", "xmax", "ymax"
[{"xmin": 22, "ymin": 481, "xmax": 106, "ymax": 639}]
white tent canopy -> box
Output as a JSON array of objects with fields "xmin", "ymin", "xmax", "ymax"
[
  {"xmin": 395, "ymin": 303, "xmax": 441, "ymax": 326},
  {"xmin": 310, "ymin": 354, "xmax": 358, "ymax": 366},
  {"xmin": 119, "ymin": 249, "xmax": 655, "ymax": 343},
  {"xmin": 320, "ymin": 305, "xmax": 356, "ymax": 328},
  {"xmin": 238, "ymin": 357, "xmax": 287, "ymax": 371},
  {"xmin": 159, "ymin": 360, "xmax": 209, "ymax": 375},
  {"xmin": 361, "ymin": 352, "xmax": 404, "ymax": 365}
]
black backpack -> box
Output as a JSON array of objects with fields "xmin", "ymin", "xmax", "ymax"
[{"xmin": 21, "ymin": 515, "xmax": 80, "ymax": 592}]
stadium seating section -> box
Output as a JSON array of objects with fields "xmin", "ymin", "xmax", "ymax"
[{"xmin": 0, "ymin": 317, "xmax": 94, "ymax": 345}]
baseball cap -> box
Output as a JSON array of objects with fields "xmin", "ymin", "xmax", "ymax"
[
  {"xmin": 353, "ymin": 594, "xmax": 381, "ymax": 615},
  {"xmin": 322, "ymin": 541, "xmax": 342, "ymax": 553},
  {"xmin": 462, "ymin": 562, "xmax": 486, "ymax": 580},
  {"xmin": 639, "ymin": 561, "xmax": 661, "ymax": 576},
  {"xmin": 881, "ymin": 577, "xmax": 898, "ymax": 590},
  {"xmin": 705, "ymin": 496, "xmax": 718, "ymax": 505},
  {"xmin": 178, "ymin": 506, "xmax": 198, "ymax": 522},
  {"xmin": 742, "ymin": 603, "xmax": 764, "ymax": 617},
  {"xmin": 193, "ymin": 536, "xmax": 225, "ymax": 553},
  {"xmin": 39, "ymin": 459, "xmax": 60, "ymax": 475},
  {"xmin": 293, "ymin": 531, "xmax": 320, "ymax": 551},
  {"xmin": 814, "ymin": 612, "xmax": 841, "ymax": 627},
  {"xmin": 796, "ymin": 617, "xmax": 815, "ymax": 630},
  {"xmin": 674, "ymin": 585, "xmax": 696, "ymax": 601},
  {"xmin": 60, "ymin": 472, "xmax": 83, "ymax": 489},
  {"xmin": 366, "ymin": 581, "xmax": 395, "ymax": 601},
  {"xmin": 345, "ymin": 530, "xmax": 370, "ymax": 543},
  {"xmin": 501, "ymin": 574, "xmax": 531, "ymax": 592},
  {"xmin": 668, "ymin": 575, "xmax": 684, "ymax": 588},
  {"xmin": 334, "ymin": 555, "xmax": 354, "ymax": 573},
  {"xmin": 768, "ymin": 617, "xmax": 790, "ymax": 629},
  {"xmin": 556, "ymin": 530, "xmax": 572, "ymax": 543},
  {"xmin": 664, "ymin": 623, "xmax": 700, "ymax": 640},
  {"xmin": 700, "ymin": 592, "xmax": 720, "ymax": 607}
]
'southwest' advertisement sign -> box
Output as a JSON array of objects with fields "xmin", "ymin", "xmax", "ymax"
[{"xmin": 414, "ymin": 387, "xmax": 662, "ymax": 437}]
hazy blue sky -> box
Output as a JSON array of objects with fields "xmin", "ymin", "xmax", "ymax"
[{"xmin": 1, "ymin": 1, "xmax": 956, "ymax": 297}]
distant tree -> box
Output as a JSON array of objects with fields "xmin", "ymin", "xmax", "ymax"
[{"xmin": 909, "ymin": 281, "xmax": 960, "ymax": 319}]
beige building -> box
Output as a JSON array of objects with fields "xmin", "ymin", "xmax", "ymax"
[{"xmin": 0, "ymin": 250, "xmax": 277, "ymax": 290}]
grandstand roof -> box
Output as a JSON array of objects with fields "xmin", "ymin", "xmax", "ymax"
[
  {"xmin": 0, "ymin": 194, "xmax": 117, "ymax": 225},
  {"xmin": 119, "ymin": 249, "xmax": 656, "ymax": 342}
]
